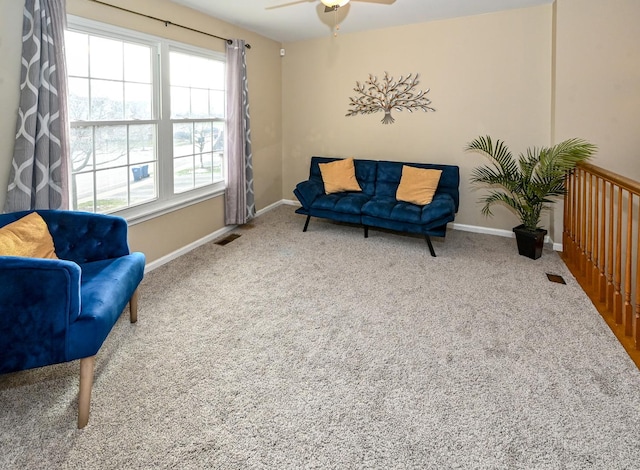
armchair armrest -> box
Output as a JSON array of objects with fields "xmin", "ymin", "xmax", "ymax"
[
  {"xmin": 294, "ymin": 180, "xmax": 325, "ymax": 209},
  {"xmin": 0, "ymin": 256, "xmax": 81, "ymax": 373}
]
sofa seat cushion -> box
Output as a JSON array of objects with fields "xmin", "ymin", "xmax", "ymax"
[
  {"xmin": 68, "ymin": 252, "xmax": 145, "ymax": 360},
  {"xmin": 361, "ymin": 194, "xmax": 456, "ymax": 225},
  {"xmin": 310, "ymin": 192, "xmax": 371, "ymax": 215}
]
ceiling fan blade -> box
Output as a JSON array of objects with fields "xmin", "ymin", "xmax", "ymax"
[{"xmin": 266, "ymin": 0, "xmax": 314, "ymax": 10}]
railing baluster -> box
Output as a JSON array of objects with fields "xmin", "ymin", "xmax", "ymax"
[
  {"xmin": 585, "ymin": 173, "xmax": 595, "ymax": 285},
  {"xmin": 635, "ymin": 199, "xmax": 640, "ymax": 350},
  {"xmin": 574, "ymin": 169, "xmax": 582, "ymax": 270},
  {"xmin": 598, "ymin": 178, "xmax": 607, "ymax": 303},
  {"xmin": 607, "ymin": 182, "xmax": 615, "ymax": 313},
  {"xmin": 614, "ymin": 186, "xmax": 623, "ymax": 324},
  {"xmin": 564, "ymin": 171, "xmax": 573, "ymax": 265},
  {"xmin": 580, "ymin": 168, "xmax": 588, "ymax": 275},
  {"xmin": 624, "ymin": 192, "xmax": 633, "ymax": 335}
]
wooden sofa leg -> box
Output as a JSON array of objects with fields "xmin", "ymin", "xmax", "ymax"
[
  {"xmin": 364, "ymin": 226, "xmax": 369, "ymax": 238},
  {"xmin": 78, "ymin": 356, "xmax": 96, "ymax": 429},
  {"xmin": 129, "ymin": 289, "xmax": 139, "ymax": 323}
]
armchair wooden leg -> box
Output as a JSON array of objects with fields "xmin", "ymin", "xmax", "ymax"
[
  {"xmin": 78, "ymin": 356, "xmax": 96, "ymax": 429},
  {"xmin": 129, "ymin": 289, "xmax": 139, "ymax": 323}
]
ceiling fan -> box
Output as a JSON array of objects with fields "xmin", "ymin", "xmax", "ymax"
[{"xmin": 267, "ymin": 0, "xmax": 396, "ymax": 13}]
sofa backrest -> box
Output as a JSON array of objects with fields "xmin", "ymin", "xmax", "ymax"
[
  {"xmin": 309, "ymin": 157, "xmax": 460, "ymax": 211},
  {"xmin": 309, "ymin": 156, "xmax": 378, "ymax": 196},
  {"xmin": 375, "ymin": 161, "xmax": 460, "ymax": 211},
  {"xmin": 0, "ymin": 210, "xmax": 131, "ymax": 263}
]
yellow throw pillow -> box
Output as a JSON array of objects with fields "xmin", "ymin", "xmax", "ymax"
[
  {"xmin": 396, "ymin": 166, "xmax": 442, "ymax": 205},
  {"xmin": 0, "ymin": 212, "xmax": 58, "ymax": 259},
  {"xmin": 318, "ymin": 158, "xmax": 362, "ymax": 194}
]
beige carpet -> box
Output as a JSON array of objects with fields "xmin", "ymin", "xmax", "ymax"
[{"xmin": 1, "ymin": 205, "xmax": 640, "ymax": 469}]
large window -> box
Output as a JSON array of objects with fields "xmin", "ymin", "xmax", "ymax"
[{"xmin": 65, "ymin": 18, "xmax": 226, "ymax": 219}]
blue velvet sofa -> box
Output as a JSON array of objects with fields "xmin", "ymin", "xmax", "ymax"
[
  {"xmin": 0, "ymin": 210, "xmax": 145, "ymax": 428},
  {"xmin": 293, "ymin": 157, "xmax": 460, "ymax": 256}
]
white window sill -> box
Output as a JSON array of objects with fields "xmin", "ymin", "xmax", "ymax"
[{"xmin": 114, "ymin": 185, "xmax": 226, "ymax": 226}]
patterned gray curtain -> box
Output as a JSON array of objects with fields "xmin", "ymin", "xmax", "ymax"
[
  {"xmin": 224, "ymin": 39, "xmax": 254, "ymax": 225},
  {"xmin": 5, "ymin": 0, "xmax": 69, "ymax": 212}
]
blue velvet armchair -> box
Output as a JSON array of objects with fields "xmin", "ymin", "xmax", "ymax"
[{"xmin": 0, "ymin": 210, "xmax": 145, "ymax": 428}]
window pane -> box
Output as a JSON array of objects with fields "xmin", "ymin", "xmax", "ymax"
[
  {"xmin": 125, "ymin": 83, "xmax": 152, "ymax": 120},
  {"xmin": 91, "ymin": 79, "xmax": 124, "ymax": 120},
  {"xmin": 70, "ymin": 126, "xmax": 94, "ymax": 172},
  {"xmin": 95, "ymin": 126, "xmax": 127, "ymax": 169},
  {"xmin": 173, "ymin": 156, "xmax": 195, "ymax": 193},
  {"xmin": 124, "ymin": 43, "xmax": 151, "ymax": 83},
  {"xmin": 68, "ymin": 77, "xmax": 89, "ymax": 121},
  {"xmin": 209, "ymin": 61, "xmax": 224, "ymax": 90},
  {"xmin": 173, "ymin": 123, "xmax": 193, "ymax": 157},
  {"xmin": 212, "ymin": 125, "xmax": 224, "ymax": 152},
  {"xmin": 194, "ymin": 152, "xmax": 213, "ymax": 188},
  {"xmin": 72, "ymin": 172, "xmax": 94, "ymax": 212},
  {"xmin": 209, "ymin": 91, "xmax": 224, "ymax": 118},
  {"xmin": 169, "ymin": 50, "xmax": 224, "ymax": 119},
  {"xmin": 129, "ymin": 125, "xmax": 155, "ymax": 165},
  {"xmin": 170, "ymin": 52, "xmax": 191, "ymax": 87},
  {"xmin": 212, "ymin": 152, "xmax": 224, "ymax": 182},
  {"xmin": 66, "ymin": 31, "xmax": 89, "ymax": 77},
  {"xmin": 90, "ymin": 36, "xmax": 123, "ymax": 80},
  {"xmin": 192, "ymin": 58, "xmax": 215, "ymax": 88},
  {"xmin": 130, "ymin": 162, "xmax": 156, "ymax": 205},
  {"xmin": 191, "ymin": 88, "xmax": 209, "ymax": 117},
  {"xmin": 170, "ymin": 86, "xmax": 190, "ymax": 119},
  {"xmin": 194, "ymin": 122, "xmax": 212, "ymax": 153},
  {"xmin": 95, "ymin": 167, "xmax": 128, "ymax": 212}
]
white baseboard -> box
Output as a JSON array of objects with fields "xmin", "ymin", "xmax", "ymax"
[
  {"xmin": 145, "ymin": 200, "xmax": 289, "ymax": 273},
  {"xmin": 281, "ymin": 199, "xmax": 301, "ymax": 207},
  {"xmin": 255, "ymin": 199, "xmax": 287, "ymax": 216},
  {"xmin": 144, "ymin": 224, "xmax": 237, "ymax": 273},
  {"xmin": 451, "ymin": 222, "xmax": 561, "ymax": 253},
  {"xmin": 449, "ymin": 222, "xmax": 514, "ymax": 239},
  {"xmin": 146, "ymin": 198, "xmax": 563, "ymax": 272}
]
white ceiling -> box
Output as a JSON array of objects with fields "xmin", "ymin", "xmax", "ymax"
[{"xmin": 168, "ymin": 0, "xmax": 553, "ymax": 43}]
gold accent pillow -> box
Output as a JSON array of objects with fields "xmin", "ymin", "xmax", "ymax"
[
  {"xmin": 0, "ymin": 212, "xmax": 58, "ymax": 259},
  {"xmin": 318, "ymin": 158, "xmax": 362, "ymax": 194},
  {"xmin": 396, "ymin": 166, "xmax": 442, "ymax": 205}
]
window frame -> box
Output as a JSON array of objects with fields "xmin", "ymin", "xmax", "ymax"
[{"xmin": 66, "ymin": 16, "xmax": 227, "ymax": 224}]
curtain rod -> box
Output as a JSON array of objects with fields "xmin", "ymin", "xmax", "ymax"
[{"xmin": 87, "ymin": 0, "xmax": 251, "ymax": 48}]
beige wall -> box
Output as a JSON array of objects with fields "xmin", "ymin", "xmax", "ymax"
[
  {"xmin": 282, "ymin": 5, "xmax": 554, "ymax": 234},
  {"xmin": 554, "ymin": 0, "xmax": 639, "ymax": 177},
  {"xmin": 0, "ymin": 0, "xmax": 283, "ymax": 263},
  {"xmin": 551, "ymin": 0, "xmax": 640, "ymax": 240}
]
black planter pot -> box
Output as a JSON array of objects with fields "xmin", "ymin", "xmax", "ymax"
[{"xmin": 513, "ymin": 224, "xmax": 547, "ymax": 260}]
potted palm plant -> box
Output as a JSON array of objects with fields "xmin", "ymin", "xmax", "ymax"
[{"xmin": 465, "ymin": 136, "xmax": 597, "ymax": 259}]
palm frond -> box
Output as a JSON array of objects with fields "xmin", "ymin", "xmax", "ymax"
[
  {"xmin": 466, "ymin": 135, "xmax": 597, "ymax": 230},
  {"xmin": 478, "ymin": 191, "xmax": 524, "ymax": 218},
  {"xmin": 536, "ymin": 138, "xmax": 597, "ymax": 177},
  {"xmin": 466, "ymin": 136, "xmax": 521, "ymax": 181}
]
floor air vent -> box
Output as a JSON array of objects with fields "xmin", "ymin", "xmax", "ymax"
[
  {"xmin": 546, "ymin": 273, "xmax": 566, "ymax": 284},
  {"xmin": 215, "ymin": 233, "xmax": 241, "ymax": 246}
]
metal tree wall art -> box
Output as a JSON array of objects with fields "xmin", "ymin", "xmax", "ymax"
[{"xmin": 346, "ymin": 72, "xmax": 435, "ymax": 124}]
